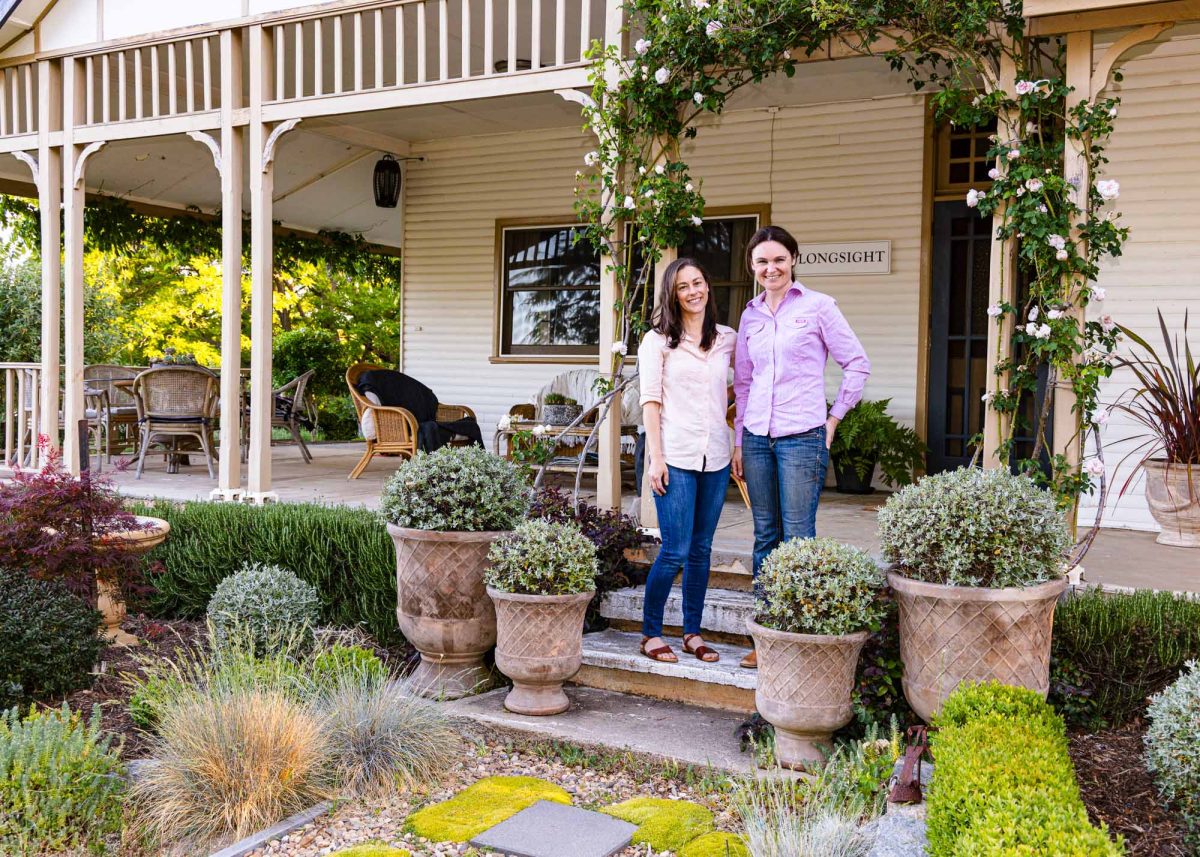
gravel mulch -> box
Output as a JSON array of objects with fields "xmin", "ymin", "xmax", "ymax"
[
  {"xmin": 1068, "ymin": 721, "xmax": 1190, "ymax": 857},
  {"xmin": 247, "ymin": 736, "xmax": 740, "ymax": 857}
]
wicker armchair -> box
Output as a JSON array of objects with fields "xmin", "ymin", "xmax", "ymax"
[
  {"xmin": 132, "ymin": 366, "xmax": 219, "ymax": 479},
  {"xmin": 345, "ymin": 364, "xmax": 477, "ymax": 479}
]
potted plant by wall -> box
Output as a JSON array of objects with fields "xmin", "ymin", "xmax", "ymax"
[
  {"xmin": 747, "ymin": 537, "xmax": 886, "ymax": 769},
  {"xmin": 878, "ymin": 467, "xmax": 1070, "ymax": 723},
  {"xmin": 540, "ymin": 392, "xmax": 583, "ymax": 426},
  {"xmin": 485, "ymin": 518, "xmax": 598, "ymax": 715},
  {"xmin": 380, "ymin": 445, "xmax": 530, "ymax": 699},
  {"xmin": 1114, "ymin": 310, "xmax": 1199, "ymax": 547},
  {"xmin": 827, "ymin": 398, "xmax": 926, "ymax": 494}
]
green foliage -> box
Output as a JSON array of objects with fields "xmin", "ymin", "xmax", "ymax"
[
  {"xmin": 128, "ymin": 499, "xmax": 401, "ymax": 645},
  {"xmin": 330, "ymin": 847, "xmax": 412, "ymax": 857},
  {"xmin": 878, "ymin": 468, "xmax": 1069, "ymax": 588},
  {"xmin": 926, "ymin": 682, "xmax": 1124, "ymax": 857},
  {"xmin": 841, "ymin": 597, "xmax": 915, "ymax": 740},
  {"xmin": 485, "ymin": 519, "xmax": 599, "ymax": 596},
  {"xmin": 403, "ymin": 776, "xmax": 571, "ymax": 842},
  {"xmin": 273, "ymin": 328, "xmax": 349, "ymax": 395},
  {"xmin": 819, "ymin": 722, "xmax": 903, "ymax": 820},
  {"xmin": 601, "ymin": 797, "xmax": 715, "ymax": 852},
  {"xmin": 680, "ymin": 832, "xmax": 749, "ymax": 857},
  {"xmin": 312, "ymin": 644, "xmax": 389, "ymax": 688},
  {"xmin": 0, "ymin": 570, "xmax": 103, "ymax": 709},
  {"xmin": 129, "ymin": 671, "xmax": 188, "ymax": 731},
  {"xmin": 0, "ymin": 704, "xmax": 125, "ymax": 856},
  {"xmin": 1049, "ymin": 589, "xmax": 1200, "ymax": 728},
  {"xmin": 316, "ymin": 393, "xmax": 363, "ymax": 441},
  {"xmin": 755, "ymin": 537, "xmax": 886, "ymax": 636},
  {"xmin": 206, "ymin": 562, "xmax": 322, "ymax": 656},
  {"xmin": 543, "ymin": 392, "xmax": 578, "ymax": 406},
  {"xmin": 829, "ymin": 399, "xmax": 926, "ymax": 488},
  {"xmin": 380, "ymin": 446, "xmax": 530, "ymax": 532},
  {"xmin": 1144, "ymin": 662, "xmax": 1200, "ymax": 850}
]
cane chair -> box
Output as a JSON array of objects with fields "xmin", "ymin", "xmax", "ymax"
[
  {"xmin": 345, "ymin": 363, "xmax": 477, "ymax": 479},
  {"xmin": 132, "ymin": 366, "xmax": 219, "ymax": 479},
  {"xmin": 727, "ymin": 403, "xmax": 751, "ymax": 509},
  {"xmin": 240, "ymin": 369, "xmax": 317, "ymax": 463},
  {"xmin": 84, "ymin": 364, "xmax": 141, "ymax": 454}
]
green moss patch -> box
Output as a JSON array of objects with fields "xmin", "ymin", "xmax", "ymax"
[
  {"xmin": 403, "ymin": 775, "xmax": 571, "ymax": 842},
  {"xmin": 600, "ymin": 797, "xmax": 714, "ymax": 852},
  {"xmin": 680, "ymin": 831, "xmax": 750, "ymax": 857},
  {"xmin": 329, "ymin": 846, "xmax": 411, "ymax": 857}
]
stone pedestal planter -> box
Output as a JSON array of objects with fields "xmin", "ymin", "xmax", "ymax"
[
  {"xmin": 488, "ymin": 587, "xmax": 594, "ymax": 715},
  {"xmin": 388, "ymin": 524, "xmax": 504, "ymax": 699},
  {"xmin": 1143, "ymin": 460, "xmax": 1200, "ymax": 547},
  {"xmin": 888, "ymin": 571, "xmax": 1066, "ymax": 723},
  {"xmin": 748, "ymin": 618, "xmax": 868, "ymax": 769},
  {"xmin": 97, "ymin": 516, "xmax": 170, "ymax": 646}
]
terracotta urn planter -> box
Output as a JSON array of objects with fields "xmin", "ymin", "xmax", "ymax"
[
  {"xmin": 387, "ymin": 524, "xmax": 505, "ymax": 699},
  {"xmin": 888, "ymin": 571, "xmax": 1067, "ymax": 723},
  {"xmin": 96, "ymin": 515, "xmax": 170, "ymax": 646},
  {"xmin": 748, "ymin": 618, "xmax": 869, "ymax": 769},
  {"xmin": 487, "ymin": 587, "xmax": 593, "ymax": 715},
  {"xmin": 1143, "ymin": 460, "xmax": 1200, "ymax": 547}
]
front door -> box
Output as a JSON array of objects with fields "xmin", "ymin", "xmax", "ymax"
[{"xmin": 927, "ymin": 201, "xmax": 992, "ymax": 474}]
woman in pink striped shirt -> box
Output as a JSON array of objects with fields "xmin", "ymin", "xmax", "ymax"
[
  {"xmin": 638, "ymin": 257, "xmax": 736, "ymax": 665},
  {"xmin": 732, "ymin": 226, "xmax": 870, "ymax": 668}
]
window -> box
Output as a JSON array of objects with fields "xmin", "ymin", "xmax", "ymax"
[
  {"xmin": 936, "ymin": 118, "xmax": 998, "ymax": 196},
  {"xmin": 678, "ymin": 215, "xmax": 759, "ymax": 330}
]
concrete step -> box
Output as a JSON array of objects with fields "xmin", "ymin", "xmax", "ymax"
[
  {"xmin": 447, "ymin": 685, "xmax": 758, "ymax": 774},
  {"xmin": 599, "ymin": 585, "xmax": 755, "ymax": 645},
  {"xmin": 574, "ymin": 628, "xmax": 756, "ymax": 714},
  {"xmin": 629, "ymin": 544, "xmax": 755, "ymax": 592}
]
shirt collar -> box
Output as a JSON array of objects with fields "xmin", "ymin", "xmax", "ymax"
[{"xmin": 747, "ymin": 281, "xmax": 804, "ymax": 310}]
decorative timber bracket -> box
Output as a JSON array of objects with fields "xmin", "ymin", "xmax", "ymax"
[
  {"xmin": 73, "ymin": 141, "xmax": 106, "ymax": 189},
  {"xmin": 186, "ymin": 130, "xmax": 224, "ymax": 176},
  {"xmin": 1092, "ymin": 23, "xmax": 1174, "ymax": 100},
  {"xmin": 263, "ymin": 118, "xmax": 301, "ymax": 172}
]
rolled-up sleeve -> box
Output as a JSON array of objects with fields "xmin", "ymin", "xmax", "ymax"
[
  {"xmin": 732, "ymin": 325, "xmax": 751, "ymax": 445},
  {"xmin": 638, "ymin": 331, "xmax": 665, "ymax": 407},
  {"xmin": 821, "ymin": 300, "xmax": 870, "ymax": 420}
]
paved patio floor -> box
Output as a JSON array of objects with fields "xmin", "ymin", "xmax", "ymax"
[{"xmin": 100, "ymin": 440, "xmax": 1198, "ymax": 595}]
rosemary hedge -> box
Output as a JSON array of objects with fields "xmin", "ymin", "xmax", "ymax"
[
  {"xmin": 129, "ymin": 500, "xmax": 400, "ymax": 646},
  {"xmin": 927, "ymin": 682, "xmax": 1124, "ymax": 857}
]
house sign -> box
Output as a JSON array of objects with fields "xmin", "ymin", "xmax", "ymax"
[{"xmin": 793, "ymin": 241, "xmax": 891, "ymax": 276}]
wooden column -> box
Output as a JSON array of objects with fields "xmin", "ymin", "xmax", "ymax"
[
  {"xmin": 981, "ymin": 53, "xmax": 1019, "ymax": 469},
  {"xmin": 638, "ymin": 247, "xmax": 675, "ymax": 529},
  {"xmin": 213, "ymin": 28, "xmax": 246, "ymax": 501},
  {"xmin": 37, "ymin": 59, "xmax": 63, "ymax": 465}
]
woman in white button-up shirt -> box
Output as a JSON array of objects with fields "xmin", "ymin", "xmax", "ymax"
[{"xmin": 638, "ymin": 257, "xmax": 736, "ymax": 665}]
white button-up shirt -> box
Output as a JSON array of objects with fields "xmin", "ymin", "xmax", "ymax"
[{"xmin": 638, "ymin": 325, "xmax": 736, "ymax": 472}]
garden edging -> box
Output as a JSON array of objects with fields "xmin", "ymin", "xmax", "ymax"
[{"xmin": 208, "ymin": 801, "xmax": 333, "ymax": 857}]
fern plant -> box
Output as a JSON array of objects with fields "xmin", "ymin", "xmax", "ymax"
[{"xmin": 829, "ymin": 399, "xmax": 926, "ymax": 488}]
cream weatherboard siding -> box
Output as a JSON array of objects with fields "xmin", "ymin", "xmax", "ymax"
[
  {"xmin": 401, "ymin": 92, "xmax": 928, "ymax": 450},
  {"xmin": 1080, "ymin": 23, "xmax": 1200, "ymax": 533}
]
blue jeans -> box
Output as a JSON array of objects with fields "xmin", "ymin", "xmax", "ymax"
[
  {"xmin": 741, "ymin": 427, "xmax": 828, "ymax": 576},
  {"xmin": 642, "ymin": 464, "xmax": 731, "ymax": 638}
]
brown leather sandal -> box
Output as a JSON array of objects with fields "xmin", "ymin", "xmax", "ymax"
[
  {"xmin": 683, "ymin": 634, "xmax": 720, "ymax": 663},
  {"xmin": 640, "ymin": 636, "xmax": 678, "ymax": 663}
]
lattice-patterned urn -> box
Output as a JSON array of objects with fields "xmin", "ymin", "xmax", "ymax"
[
  {"xmin": 888, "ymin": 571, "xmax": 1067, "ymax": 723},
  {"xmin": 1143, "ymin": 460, "xmax": 1200, "ymax": 548},
  {"xmin": 748, "ymin": 619, "xmax": 869, "ymax": 769},
  {"xmin": 387, "ymin": 524, "xmax": 506, "ymax": 700},
  {"xmin": 488, "ymin": 587, "xmax": 594, "ymax": 716}
]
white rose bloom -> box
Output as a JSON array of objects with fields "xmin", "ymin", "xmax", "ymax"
[
  {"xmin": 1038, "ymin": 204, "xmax": 1048, "ymax": 214},
  {"xmin": 1047, "ymin": 308, "xmax": 1064, "ymax": 320},
  {"xmin": 705, "ymin": 20, "xmax": 723, "ymax": 36},
  {"xmin": 1056, "ymin": 249, "xmax": 1069, "ymax": 261},
  {"xmin": 638, "ymin": 165, "xmax": 647, "ymax": 175},
  {"xmin": 966, "ymin": 188, "xmax": 983, "ymax": 208},
  {"xmin": 1094, "ymin": 410, "xmax": 1110, "ymax": 425},
  {"xmin": 988, "ymin": 167, "xmax": 1001, "ymax": 180},
  {"xmin": 1085, "ymin": 458, "xmax": 1106, "ymax": 476},
  {"xmin": 981, "ymin": 391, "xmax": 994, "ymax": 403},
  {"xmin": 611, "ymin": 341, "xmax": 628, "ymax": 355},
  {"xmin": 685, "ymin": 182, "xmax": 695, "ymax": 192},
  {"xmin": 693, "ymin": 0, "xmax": 709, "ymax": 7},
  {"xmin": 1007, "ymin": 149, "xmax": 1021, "ymax": 161},
  {"xmin": 1026, "ymin": 178, "xmax": 1043, "ymax": 193},
  {"xmin": 532, "ymin": 424, "xmax": 548, "ymax": 437},
  {"xmin": 1095, "ymin": 179, "xmax": 1120, "ymax": 200},
  {"xmin": 1091, "ymin": 286, "xmax": 1106, "ymax": 302},
  {"xmin": 655, "ymin": 164, "xmax": 665, "ymax": 175},
  {"xmin": 694, "ymin": 91, "xmax": 704, "ymax": 105},
  {"xmin": 1101, "ymin": 315, "xmax": 1117, "ymax": 332},
  {"xmin": 691, "ymin": 215, "xmax": 703, "ymax": 226},
  {"xmin": 1015, "ymin": 80, "xmax": 1035, "ymax": 95},
  {"xmin": 635, "ymin": 38, "xmax": 651, "ymax": 55},
  {"xmin": 497, "ymin": 415, "xmax": 512, "ymax": 431},
  {"xmin": 1025, "ymin": 322, "xmax": 1039, "ymax": 336},
  {"xmin": 1047, "ymin": 234, "xmax": 1067, "ymax": 251},
  {"xmin": 654, "ymin": 67, "xmax": 670, "ymax": 85},
  {"xmin": 584, "ymin": 151, "xmax": 599, "ymax": 166},
  {"xmin": 1036, "ymin": 323, "xmax": 1052, "ymax": 339},
  {"xmin": 1026, "ymin": 121, "xmax": 1038, "ymax": 134},
  {"xmin": 1108, "ymin": 106, "xmax": 1118, "ymax": 118},
  {"xmin": 1028, "ymin": 306, "xmax": 1040, "ymax": 321},
  {"xmin": 986, "ymin": 303, "xmax": 1003, "ymax": 318},
  {"xmin": 623, "ymin": 195, "xmax": 636, "ymax": 210}
]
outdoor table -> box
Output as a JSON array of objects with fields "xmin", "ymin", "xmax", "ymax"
[{"xmin": 493, "ymin": 417, "xmax": 638, "ymax": 476}]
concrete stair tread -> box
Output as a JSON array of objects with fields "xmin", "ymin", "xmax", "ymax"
[
  {"xmin": 600, "ymin": 585, "xmax": 754, "ymax": 638},
  {"xmin": 581, "ymin": 628, "xmax": 756, "ymax": 690}
]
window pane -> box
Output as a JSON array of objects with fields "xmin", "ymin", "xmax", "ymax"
[
  {"xmin": 680, "ymin": 217, "xmax": 758, "ymax": 328},
  {"xmin": 506, "ymin": 288, "xmax": 601, "ymax": 349},
  {"xmin": 505, "ymin": 226, "xmax": 599, "ymax": 290}
]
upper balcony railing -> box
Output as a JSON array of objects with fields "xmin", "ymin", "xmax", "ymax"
[
  {"xmin": 0, "ymin": 61, "xmax": 38, "ymax": 137},
  {"xmin": 81, "ymin": 34, "xmax": 222, "ymax": 127}
]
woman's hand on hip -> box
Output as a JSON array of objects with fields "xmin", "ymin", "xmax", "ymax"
[
  {"xmin": 825, "ymin": 415, "xmax": 840, "ymax": 450},
  {"xmin": 731, "ymin": 446, "xmax": 743, "ymax": 481},
  {"xmin": 649, "ymin": 457, "xmax": 670, "ymax": 496}
]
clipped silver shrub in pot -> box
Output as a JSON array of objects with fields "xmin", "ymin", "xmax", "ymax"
[
  {"xmin": 485, "ymin": 519, "xmax": 597, "ymax": 715},
  {"xmin": 748, "ymin": 537, "xmax": 886, "ymax": 768},
  {"xmin": 380, "ymin": 445, "xmax": 530, "ymax": 699},
  {"xmin": 878, "ymin": 467, "xmax": 1070, "ymax": 722}
]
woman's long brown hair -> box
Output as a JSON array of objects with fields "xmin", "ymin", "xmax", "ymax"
[{"xmin": 652, "ymin": 257, "xmax": 719, "ymax": 351}]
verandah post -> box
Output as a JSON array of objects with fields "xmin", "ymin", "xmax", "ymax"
[
  {"xmin": 37, "ymin": 59, "xmax": 63, "ymax": 465},
  {"xmin": 61, "ymin": 56, "xmax": 88, "ymax": 475}
]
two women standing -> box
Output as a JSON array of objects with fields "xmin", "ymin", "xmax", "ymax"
[{"xmin": 639, "ymin": 225, "xmax": 869, "ymax": 667}]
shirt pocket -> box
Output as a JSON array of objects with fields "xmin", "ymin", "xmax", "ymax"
[
  {"xmin": 745, "ymin": 322, "xmax": 771, "ymax": 361},
  {"xmin": 786, "ymin": 315, "xmax": 821, "ymax": 356}
]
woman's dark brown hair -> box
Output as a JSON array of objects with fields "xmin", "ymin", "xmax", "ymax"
[
  {"xmin": 653, "ymin": 257, "xmax": 719, "ymax": 351},
  {"xmin": 746, "ymin": 224, "xmax": 799, "ymax": 274}
]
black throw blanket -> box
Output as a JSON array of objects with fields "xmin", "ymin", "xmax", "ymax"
[{"xmin": 356, "ymin": 369, "xmax": 483, "ymax": 453}]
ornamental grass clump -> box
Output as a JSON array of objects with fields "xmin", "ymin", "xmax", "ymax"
[
  {"xmin": 485, "ymin": 519, "xmax": 599, "ymax": 595},
  {"xmin": 755, "ymin": 538, "xmax": 886, "ymax": 636},
  {"xmin": 1144, "ymin": 662, "xmax": 1200, "ymax": 849},
  {"xmin": 380, "ymin": 445, "xmax": 529, "ymax": 531},
  {"xmin": 206, "ymin": 562, "xmax": 321, "ymax": 655},
  {"xmin": 877, "ymin": 467, "xmax": 1069, "ymax": 588}
]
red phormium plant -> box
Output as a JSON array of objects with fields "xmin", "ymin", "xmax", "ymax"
[{"xmin": 0, "ymin": 437, "xmax": 145, "ymax": 599}]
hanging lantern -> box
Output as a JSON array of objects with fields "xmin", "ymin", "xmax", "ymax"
[{"xmin": 373, "ymin": 154, "xmax": 401, "ymax": 208}]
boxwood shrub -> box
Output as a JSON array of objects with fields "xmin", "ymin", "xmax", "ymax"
[
  {"xmin": 129, "ymin": 500, "xmax": 400, "ymax": 646},
  {"xmin": 926, "ymin": 681, "xmax": 1124, "ymax": 857}
]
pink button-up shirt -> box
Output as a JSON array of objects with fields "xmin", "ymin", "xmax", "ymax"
[
  {"xmin": 639, "ymin": 325, "xmax": 736, "ymax": 472},
  {"xmin": 733, "ymin": 282, "xmax": 870, "ymax": 445}
]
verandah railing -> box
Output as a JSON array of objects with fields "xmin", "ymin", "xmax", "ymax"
[{"xmin": 0, "ymin": 363, "xmax": 41, "ymax": 470}]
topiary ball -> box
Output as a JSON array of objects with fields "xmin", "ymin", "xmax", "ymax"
[
  {"xmin": 756, "ymin": 537, "xmax": 886, "ymax": 636},
  {"xmin": 0, "ymin": 569, "xmax": 102, "ymax": 708},
  {"xmin": 485, "ymin": 519, "xmax": 599, "ymax": 596},
  {"xmin": 206, "ymin": 562, "xmax": 321, "ymax": 656},
  {"xmin": 380, "ymin": 445, "xmax": 530, "ymax": 532},
  {"xmin": 1145, "ymin": 661, "xmax": 1200, "ymax": 849}
]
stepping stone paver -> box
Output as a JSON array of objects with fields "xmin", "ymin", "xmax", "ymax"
[{"xmin": 470, "ymin": 800, "xmax": 637, "ymax": 857}]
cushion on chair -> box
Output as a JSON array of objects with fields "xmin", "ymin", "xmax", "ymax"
[{"xmin": 360, "ymin": 391, "xmax": 381, "ymax": 441}]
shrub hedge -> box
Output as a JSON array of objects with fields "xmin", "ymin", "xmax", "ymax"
[
  {"xmin": 129, "ymin": 500, "xmax": 400, "ymax": 646},
  {"xmin": 926, "ymin": 682, "xmax": 1124, "ymax": 857}
]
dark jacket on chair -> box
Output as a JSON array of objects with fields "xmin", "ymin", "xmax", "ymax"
[{"xmin": 356, "ymin": 370, "xmax": 483, "ymax": 452}]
